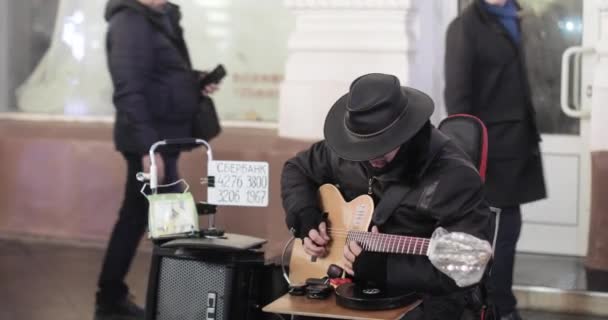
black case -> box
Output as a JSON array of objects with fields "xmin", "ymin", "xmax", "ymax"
[{"xmin": 145, "ymin": 234, "xmax": 266, "ymax": 320}]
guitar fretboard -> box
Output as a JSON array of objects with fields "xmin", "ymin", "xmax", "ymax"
[{"xmin": 347, "ymin": 231, "xmax": 430, "ymax": 256}]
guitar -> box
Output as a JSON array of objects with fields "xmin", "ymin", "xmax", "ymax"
[{"xmin": 289, "ymin": 184, "xmax": 492, "ymax": 288}]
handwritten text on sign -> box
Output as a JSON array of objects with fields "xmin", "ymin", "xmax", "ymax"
[{"xmin": 207, "ymin": 160, "xmax": 269, "ymax": 207}]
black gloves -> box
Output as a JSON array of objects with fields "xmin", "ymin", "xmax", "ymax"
[
  {"xmin": 353, "ymin": 251, "xmax": 388, "ymax": 287},
  {"xmin": 286, "ymin": 207, "xmax": 325, "ymax": 239}
]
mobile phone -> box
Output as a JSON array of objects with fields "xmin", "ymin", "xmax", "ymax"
[
  {"xmin": 306, "ymin": 278, "xmax": 329, "ymax": 286},
  {"xmin": 199, "ymin": 64, "xmax": 226, "ymax": 88},
  {"xmin": 306, "ymin": 284, "xmax": 332, "ymax": 300},
  {"xmin": 288, "ymin": 284, "xmax": 307, "ymax": 296}
]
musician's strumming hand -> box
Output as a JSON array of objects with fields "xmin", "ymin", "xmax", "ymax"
[
  {"xmin": 343, "ymin": 225, "xmax": 379, "ymax": 276},
  {"xmin": 303, "ymin": 221, "xmax": 331, "ymax": 257}
]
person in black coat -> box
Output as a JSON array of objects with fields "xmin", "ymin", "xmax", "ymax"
[
  {"xmin": 444, "ymin": 0, "xmax": 547, "ymax": 319},
  {"xmin": 282, "ymin": 73, "xmax": 493, "ymax": 319},
  {"xmin": 96, "ymin": 0, "xmax": 218, "ymax": 319}
]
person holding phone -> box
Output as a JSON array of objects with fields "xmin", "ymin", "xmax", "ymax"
[{"xmin": 96, "ymin": 0, "xmax": 222, "ymax": 319}]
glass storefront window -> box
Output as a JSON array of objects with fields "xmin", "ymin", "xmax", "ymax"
[
  {"xmin": 178, "ymin": 0, "xmax": 294, "ymax": 122},
  {"xmin": 521, "ymin": 0, "xmax": 582, "ymax": 135},
  {"xmin": 2, "ymin": 0, "xmax": 59, "ymax": 113},
  {"xmin": 4, "ymin": 0, "xmax": 295, "ymax": 123},
  {"xmin": 459, "ymin": 0, "xmax": 583, "ymax": 135},
  {"xmin": 6, "ymin": 0, "xmax": 583, "ymax": 131}
]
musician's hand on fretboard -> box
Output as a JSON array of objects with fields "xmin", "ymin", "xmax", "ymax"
[{"xmin": 343, "ymin": 226, "xmax": 379, "ymax": 276}]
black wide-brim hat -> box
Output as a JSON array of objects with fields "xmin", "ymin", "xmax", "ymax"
[{"xmin": 324, "ymin": 73, "xmax": 434, "ymax": 161}]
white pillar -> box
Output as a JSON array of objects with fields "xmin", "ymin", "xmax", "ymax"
[
  {"xmin": 278, "ymin": 0, "xmax": 418, "ymax": 140},
  {"xmin": 411, "ymin": 0, "xmax": 458, "ymax": 124},
  {"xmin": 0, "ymin": 0, "xmax": 10, "ymax": 111}
]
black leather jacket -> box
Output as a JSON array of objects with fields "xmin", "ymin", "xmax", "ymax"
[{"xmin": 281, "ymin": 127, "xmax": 493, "ymax": 318}]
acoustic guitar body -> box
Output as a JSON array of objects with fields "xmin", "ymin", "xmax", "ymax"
[
  {"xmin": 286, "ymin": 184, "xmax": 490, "ymax": 310},
  {"xmin": 288, "ymin": 184, "xmax": 374, "ymax": 285}
]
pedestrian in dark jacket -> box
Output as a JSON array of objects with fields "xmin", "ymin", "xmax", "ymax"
[
  {"xmin": 282, "ymin": 73, "xmax": 493, "ymax": 320},
  {"xmin": 96, "ymin": 0, "xmax": 218, "ymax": 319},
  {"xmin": 444, "ymin": 1, "xmax": 547, "ymax": 319}
]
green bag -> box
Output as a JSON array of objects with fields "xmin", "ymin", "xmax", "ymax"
[{"xmin": 147, "ymin": 192, "xmax": 198, "ymax": 239}]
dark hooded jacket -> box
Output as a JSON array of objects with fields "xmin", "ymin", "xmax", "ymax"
[
  {"xmin": 281, "ymin": 125, "xmax": 493, "ymax": 319},
  {"xmin": 105, "ymin": 0, "xmax": 200, "ymax": 154}
]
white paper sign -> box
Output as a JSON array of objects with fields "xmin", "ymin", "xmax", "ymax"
[{"xmin": 207, "ymin": 160, "xmax": 269, "ymax": 207}]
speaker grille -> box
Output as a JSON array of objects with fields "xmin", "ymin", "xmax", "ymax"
[{"xmin": 156, "ymin": 257, "xmax": 233, "ymax": 320}]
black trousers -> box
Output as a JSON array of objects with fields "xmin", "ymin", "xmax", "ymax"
[
  {"xmin": 488, "ymin": 206, "xmax": 522, "ymax": 316},
  {"xmin": 97, "ymin": 152, "xmax": 180, "ymax": 304}
]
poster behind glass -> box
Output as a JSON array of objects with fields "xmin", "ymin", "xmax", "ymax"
[
  {"xmin": 3, "ymin": 0, "xmax": 59, "ymax": 112},
  {"xmin": 180, "ymin": 0, "xmax": 294, "ymax": 122},
  {"xmin": 458, "ymin": 0, "xmax": 582, "ymax": 135},
  {"xmin": 14, "ymin": 0, "xmax": 295, "ymax": 123}
]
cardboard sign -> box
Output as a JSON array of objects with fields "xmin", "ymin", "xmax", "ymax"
[{"xmin": 207, "ymin": 160, "xmax": 269, "ymax": 207}]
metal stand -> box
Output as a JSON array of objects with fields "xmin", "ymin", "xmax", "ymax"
[{"xmin": 196, "ymin": 202, "xmax": 225, "ymax": 237}]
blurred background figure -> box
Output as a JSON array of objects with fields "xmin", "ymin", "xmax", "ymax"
[
  {"xmin": 444, "ymin": 0, "xmax": 547, "ymax": 319},
  {"xmin": 96, "ymin": 0, "xmax": 218, "ymax": 319}
]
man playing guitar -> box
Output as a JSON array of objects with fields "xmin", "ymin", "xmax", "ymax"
[{"xmin": 281, "ymin": 73, "xmax": 493, "ymax": 319}]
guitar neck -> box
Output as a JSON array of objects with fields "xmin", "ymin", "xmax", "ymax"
[{"xmin": 347, "ymin": 231, "xmax": 429, "ymax": 256}]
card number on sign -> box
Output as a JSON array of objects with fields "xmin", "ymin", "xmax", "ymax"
[{"xmin": 207, "ymin": 160, "xmax": 270, "ymax": 207}]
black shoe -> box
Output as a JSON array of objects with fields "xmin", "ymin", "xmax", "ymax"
[
  {"xmin": 94, "ymin": 295, "xmax": 145, "ymax": 320},
  {"xmin": 500, "ymin": 310, "xmax": 523, "ymax": 320}
]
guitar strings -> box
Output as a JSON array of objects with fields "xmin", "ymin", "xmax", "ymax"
[
  {"xmin": 320, "ymin": 233, "xmax": 430, "ymax": 245},
  {"xmin": 326, "ymin": 227, "xmax": 429, "ymax": 237},
  {"xmin": 316, "ymin": 236, "xmax": 430, "ymax": 253},
  {"xmin": 322, "ymin": 234, "xmax": 430, "ymax": 246},
  {"xmin": 322, "ymin": 228, "xmax": 431, "ymax": 243},
  {"xmin": 308, "ymin": 228, "xmax": 430, "ymax": 253}
]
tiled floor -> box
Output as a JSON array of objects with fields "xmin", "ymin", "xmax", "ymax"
[
  {"xmin": 0, "ymin": 238, "xmax": 607, "ymax": 320},
  {"xmin": 0, "ymin": 239, "xmax": 151, "ymax": 320},
  {"xmin": 515, "ymin": 252, "xmax": 608, "ymax": 292},
  {"xmin": 519, "ymin": 311, "xmax": 608, "ymax": 320}
]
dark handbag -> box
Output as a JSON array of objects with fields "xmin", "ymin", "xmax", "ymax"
[{"xmin": 192, "ymin": 96, "xmax": 222, "ymax": 141}]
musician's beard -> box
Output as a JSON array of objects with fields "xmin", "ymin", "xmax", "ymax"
[
  {"xmin": 364, "ymin": 144, "xmax": 410, "ymax": 176},
  {"xmin": 364, "ymin": 121, "xmax": 431, "ymax": 177}
]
